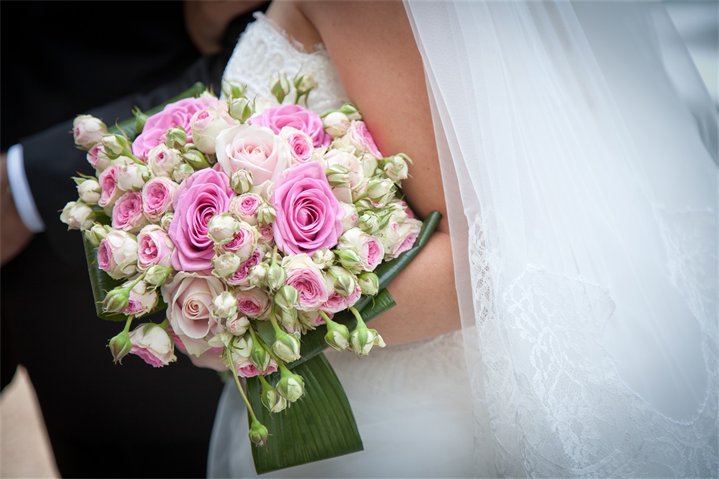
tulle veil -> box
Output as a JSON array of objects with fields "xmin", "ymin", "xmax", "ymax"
[{"xmin": 405, "ymin": 1, "xmax": 718, "ymax": 476}]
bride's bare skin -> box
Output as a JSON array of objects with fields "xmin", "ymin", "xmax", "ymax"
[{"xmin": 267, "ymin": 1, "xmax": 461, "ymax": 345}]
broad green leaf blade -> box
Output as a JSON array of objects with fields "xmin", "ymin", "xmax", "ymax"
[{"xmin": 248, "ymin": 353, "xmax": 363, "ymax": 473}]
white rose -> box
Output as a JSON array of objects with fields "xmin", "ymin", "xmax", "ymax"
[
  {"xmin": 60, "ymin": 201, "xmax": 94, "ymax": 230},
  {"xmin": 216, "ymin": 124, "xmax": 290, "ymax": 188},
  {"xmin": 117, "ymin": 163, "xmax": 149, "ymax": 191},
  {"xmin": 212, "ymin": 252, "xmax": 241, "ymax": 278},
  {"xmin": 128, "ymin": 323, "xmax": 176, "ymax": 367},
  {"xmin": 77, "ymin": 179, "xmax": 101, "ymax": 205},
  {"xmin": 226, "ymin": 316, "xmax": 251, "ymax": 336},
  {"xmin": 148, "ymin": 144, "xmax": 181, "ymax": 178},
  {"xmin": 190, "ymin": 108, "xmax": 237, "ymax": 155},
  {"xmin": 339, "ymin": 202, "xmax": 359, "ymax": 232},
  {"xmin": 323, "ymin": 112, "xmax": 350, "ymax": 138},
  {"xmin": 208, "ymin": 213, "xmax": 241, "ymax": 245},
  {"xmin": 73, "ymin": 115, "xmax": 107, "ymax": 150},
  {"xmin": 212, "ymin": 291, "xmax": 238, "ymax": 320},
  {"xmin": 97, "ymin": 230, "xmax": 138, "ymax": 279}
]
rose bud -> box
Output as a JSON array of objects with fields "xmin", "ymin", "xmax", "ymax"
[
  {"xmin": 358, "ymin": 272, "xmax": 379, "ymax": 296},
  {"xmin": 338, "ymin": 103, "xmax": 361, "ymax": 121},
  {"xmin": 164, "ymin": 127, "xmax": 187, "ymax": 149},
  {"xmin": 229, "ymin": 193, "xmax": 262, "ymax": 225},
  {"xmin": 311, "ymin": 249, "xmax": 335, "ymax": 268},
  {"xmin": 382, "ymin": 153, "xmax": 411, "ymax": 183},
  {"xmin": 60, "ymin": 201, "xmax": 94, "ymax": 230},
  {"xmin": 266, "ymin": 262, "xmax": 286, "ymax": 291},
  {"xmin": 359, "ymin": 212, "xmax": 381, "ymax": 234},
  {"xmin": 101, "ymin": 134, "xmax": 131, "ymax": 159},
  {"xmin": 324, "ymin": 319, "xmax": 351, "ymax": 351},
  {"xmin": 228, "ymin": 97, "xmax": 255, "ymax": 123},
  {"xmin": 366, "ymin": 178, "xmax": 395, "ymax": 205},
  {"xmin": 236, "ymin": 288, "xmax": 270, "ymax": 318},
  {"xmin": 87, "ymin": 144, "xmax": 112, "ymax": 173},
  {"xmin": 275, "ymin": 285, "xmax": 299, "ymax": 312},
  {"xmin": 211, "ymin": 291, "xmax": 238, "ymax": 321},
  {"xmin": 336, "ymin": 249, "xmax": 361, "ymax": 274},
  {"xmin": 294, "ymin": 74, "xmax": 317, "ymax": 98},
  {"xmin": 256, "ymin": 203, "xmax": 276, "ymax": 225},
  {"xmin": 172, "ymin": 163, "xmax": 194, "ymax": 182},
  {"xmin": 350, "ymin": 313, "xmax": 386, "ymax": 356},
  {"xmin": 338, "ymin": 228, "xmax": 385, "ymax": 272},
  {"xmin": 272, "ymin": 329, "xmax": 301, "ymax": 363},
  {"xmin": 76, "ymin": 178, "xmax": 101, "ymax": 205},
  {"xmin": 183, "ymin": 148, "xmax": 211, "ymax": 170},
  {"xmin": 212, "ymin": 252, "xmax": 241, "ymax": 278},
  {"xmin": 248, "ymin": 419, "xmax": 269, "ymax": 447},
  {"xmin": 250, "ymin": 339, "xmax": 271, "ymax": 371},
  {"xmin": 260, "ymin": 378, "xmax": 288, "ymax": 413},
  {"xmin": 278, "ymin": 308, "xmax": 299, "ymax": 333},
  {"xmin": 231, "ymin": 169, "xmax": 254, "ymax": 195},
  {"xmin": 270, "ymin": 72, "xmax": 291, "ymax": 104},
  {"xmin": 323, "ymin": 111, "xmax": 350, "ymax": 138},
  {"xmin": 124, "ymin": 280, "xmax": 159, "ymax": 317},
  {"xmin": 97, "ymin": 230, "xmax": 138, "ymax": 280},
  {"xmin": 226, "ymin": 315, "xmax": 250, "ymax": 336},
  {"xmin": 112, "ymin": 191, "xmax": 148, "ymax": 233},
  {"xmin": 102, "ymin": 286, "xmax": 131, "ymax": 314},
  {"xmin": 73, "ymin": 114, "xmax": 107, "ymax": 150},
  {"xmin": 208, "ymin": 213, "xmax": 241, "ymax": 246},
  {"xmin": 160, "ymin": 212, "xmax": 174, "ymax": 231},
  {"xmin": 325, "ymin": 164, "xmax": 350, "ymax": 187},
  {"xmin": 148, "ymin": 144, "xmax": 181, "ymax": 178},
  {"xmin": 144, "ymin": 265, "xmax": 173, "ymax": 288},
  {"xmin": 142, "ymin": 177, "xmax": 178, "ymax": 221},
  {"xmin": 328, "ymin": 266, "xmax": 357, "ymax": 297},
  {"xmin": 190, "ymin": 109, "xmax": 234, "ymax": 155},
  {"xmin": 128, "ymin": 323, "xmax": 176, "ymax": 367},
  {"xmin": 276, "ymin": 366, "xmax": 305, "ymax": 402},
  {"xmin": 340, "ymin": 203, "xmax": 359, "ymax": 232},
  {"xmin": 227, "ymin": 333, "xmax": 253, "ymax": 358},
  {"xmin": 108, "ymin": 330, "xmax": 132, "ymax": 364},
  {"xmin": 248, "ymin": 263, "xmax": 269, "ymax": 288},
  {"xmin": 117, "ymin": 163, "xmax": 150, "ymax": 191},
  {"xmin": 84, "ymin": 223, "xmax": 111, "ymax": 247}
]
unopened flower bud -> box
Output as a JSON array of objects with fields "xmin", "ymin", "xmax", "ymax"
[
  {"xmin": 277, "ymin": 367, "xmax": 305, "ymax": 402},
  {"xmin": 208, "ymin": 213, "xmax": 241, "ymax": 245},
  {"xmin": 250, "ymin": 338, "xmax": 271, "ymax": 371},
  {"xmin": 274, "ymin": 285, "xmax": 298, "ymax": 312},
  {"xmin": 229, "ymin": 97, "xmax": 255, "ymax": 123},
  {"xmin": 101, "ymin": 134, "xmax": 130, "ymax": 159},
  {"xmin": 60, "ymin": 201, "xmax": 95, "ymax": 231},
  {"xmin": 328, "ymin": 266, "xmax": 357, "ymax": 296},
  {"xmin": 73, "ymin": 115, "xmax": 108, "ymax": 150},
  {"xmin": 108, "ymin": 329, "xmax": 132, "ymax": 364},
  {"xmin": 117, "ymin": 164, "xmax": 150, "ymax": 191},
  {"xmin": 84, "ymin": 223, "xmax": 110, "ymax": 247},
  {"xmin": 183, "ymin": 148, "xmax": 210, "ymax": 170},
  {"xmin": 382, "ymin": 153, "xmax": 410, "ymax": 183},
  {"xmin": 294, "ymin": 74, "xmax": 317, "ymax": 97},
  {"xmin": 212, "ymin": 291, "xmax": 238, "ymax": 320},
  {"xmin": 336, "ymin": 249, "xmax": 361, "ymax": 272},
  {"xmin": 338, "ymin": 103, "xmax": 361, "ymax": 121},
  {"xmin": 102, "ymin": 286, "xmax": 131, "ymax": 314},
  {"xmin": 359, "ymin": 212, "xmax": 381, "ymax": 234},
  {"xmin": 172, "ymin": 163, "xmax": 194, "ymax": 183},
  {"xmin": 311, "ymin": 249, "xmax": 335, "ymax": 268},
  {"xmin": 323, "ymin": 111, "xmax": 350, "ymax": 138},
  {"xmin": 358, "ymin": 272, "xmax": 379, "ymax": 296},
  {"xmin": 160, "ymin": 212, "xmax": 174, "ymax": 231},
  {"xmin": 272, "ymin": 330, "xmax": 301, "ymax": 363},
  {"xmin": 367, "ymin": 178, "xmax": 395, "ymax": 203},
  {"xmin": 261, "ymin": 379, "xmax": 287, "ymax": 413},
  {"xmin": 324, "ymin": 319, "xmax": 350, "ymax": 351},
  {"xmin": 212, "ymin": 252, "xmax": 241, "ymax": 278},
  {"xmin": 77, "ymin": 178, "xmax": 101, "ymax": 205},
  {"xmin": 257, "ymin": 203, "xmax": 276, "ymax": 225},
  {"xmin": 266, "ymin": 262, "xmax": 286, "ymax": 291},
  {"xmin": 325, "ymin": 164, "xmax": 350, "ymax": 187},
  {"xmin": 270, "ymin": 73, "xmax": 291, "ymax": 104},
  {"xmin": 350, "ymin": 315, "xmax": 386, "ymax": 356},
  {"xmin": 278, "ymin": 308, "xmax": 299, "ymax": 333},
  {"xmin": 165, "ymin": 127, "xmax": 187, "ymax": 149},
  {"xmin": 248, "ymin": 419, "xmax": 269, "ymax": 446},
  {"xmin": 226, "ymin": 315, "xmax": 250, "ymax": 336},
  {"xmin": 144, "ymin": 265, "xmax": 173, "ymax": 287},
  {"xmin": 248, "ymin": 263, "xmax": 269, "ymax": 288},
  {"xmin": 231, "ymin": 169, "xmax": 254, "ymax": 195}
]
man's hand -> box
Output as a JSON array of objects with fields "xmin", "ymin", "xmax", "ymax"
[
  {"xmin": 184, "ymin": 1, "xmax": 266, "ymax": 55},
  {"xmin": 1, "ymin": 153, "xmax": 33, "ymax": 265}
]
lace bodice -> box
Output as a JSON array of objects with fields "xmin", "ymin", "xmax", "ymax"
[{"xmin": 222, "ymin": 13, "xmax": 349, "ymax": 113}]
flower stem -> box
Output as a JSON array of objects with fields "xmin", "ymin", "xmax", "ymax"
[
  {"xmin": 349, "ymin": 307, "xmax": 366, "ymax": 328},
  {"xmin": 227, "ymin": 348, "xmax": 259, "ymax": 423},
  {"xmin": 122, "ymin": 315, "xmax": 134, "ymax": 333}
]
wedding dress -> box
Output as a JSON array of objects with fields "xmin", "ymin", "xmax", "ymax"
[{"xmin": 208, "ymin": 13, "xmax": 476, "ymax": 478}]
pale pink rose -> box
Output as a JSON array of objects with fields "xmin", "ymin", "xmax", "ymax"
[
  {"xmin": 282, "ymin": 254, "xmax": 331, "ymax": 311},
  {"xmin": 324, "ymin": 149, "xmax": 365, "ymax": 190},
  {"xmin": 235, "ymin": 358, "xmax": 278, "ymax": 378},
  {"xmin": 338, "ymin": 228, "xmax": 384, "ymax": 272},
  {"xmin": 299, "ymin": 310, "xmax": 329, "ymax": 328},
  {"xmin": 112, "ymin": 191, "xmax": 147, "ymax": 233},
  {"xmin": 176, "ymin": 340, "xmax": 228, "ymax": 372},
  {"xmin": 98, "ymin": 165, "xmax": 121, "ymax": 208},
  {"xmin": 215, "ymin": 124, "xmax": 290, "ymax": 186},
  {"xmin": 147, "ymin": 144, "xmax": 181, "ymax": 178},
  {"xmin": 129, "ymin": 323, "xmax": 176, "ymax": 367},
  {"xmin": 87, "ymin": 144, "xmax": 111, "ymax": 173},
  {"xmin": 380, "ymin": 217, "xmax": 422, "ymax": 260},
  {"xmin": 258, "ymin": 224, "xmax": 274, "ymax": 246},
  {"xmin": 343, "ymin": 284, "xmax": 362, "ymax": 309},
  {"xmin": 132, "ymin": 97, "xmax": 212, "ymax": 160},
  {"xmin": 321, "ymin": 292, "xmax": 347, "ymax": 314},
  {"xmin": 168, "ymin": 168, "xmax": 233, "ymax": 272},
  {"xmin": 73, "ymin": 115, "xmax": 107, "ymax": 150},
  {"xmin": 340, "ymin": 203, "xmax": 359, "ymax": 231},
  {"xmin": 226, "ymin": 248, "xmax": 262, "ymax": 287},
  {"xmin": 249, "ymin": 104, "xmax": 329, "ymax": 147},
  {"xmin": 347, "ymin": 120, "xmax": 382, "ymax": 158},
  {"xmin": 161, "ymin": 272, "xmax": 224, "ymax": 356},
  {"xmin": 137, "ymin": 225, "xmax": 174, "ymax": 270},
  {"xmin": 123, "ymin": 281, "xmax": 159, "ymax": 317},
  {"xmin": 229, "ymin": 193, "xmax": 262, "ymax": 225},
  {"xmin": 221, "ymin": 222, "xmax": 257, "ymax": 260},
  {"xmin": 142, "ymin": 177, "xmax": 178, "ymax": 220},
  {"xmin": 97, "ymin": 230, "xmax": 138, "ymax": 280},
  {"xmin": 190, "ymin": 108, "xmax": 236, "ymax": 155},
  {"xmin": 279, "ymin": 127, "xmax": 314, "ymax": 165},
  {"xmin": 236, "ymin": 288, "xmax": 269, "ymax": 318},
  {"xmin": 272, "ymin": 162, "xmax": 344, "ymax": 256}
]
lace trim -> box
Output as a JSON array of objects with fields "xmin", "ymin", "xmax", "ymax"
[{"xmin": 253, "ymin": 12, "xmax": 327, "ymax": 56}]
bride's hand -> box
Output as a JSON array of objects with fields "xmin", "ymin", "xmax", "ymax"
[{"xmin": 183, "ymin": 0, "xmax": 266, "ymax": 55}]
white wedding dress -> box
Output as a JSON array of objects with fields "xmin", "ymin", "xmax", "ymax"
[{"xmin": 208, "ymin": 13, "xmax": 475, "ymax": 478}]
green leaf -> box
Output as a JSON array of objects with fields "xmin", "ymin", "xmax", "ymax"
[{"xmin": 247, "ymin": 353, "xmax": 363, "ymax": 473}]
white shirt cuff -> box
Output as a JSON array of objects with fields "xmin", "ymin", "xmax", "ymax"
[{"xmin": 7, "ymin": 144, "xmax": 45, "ymax": 233}]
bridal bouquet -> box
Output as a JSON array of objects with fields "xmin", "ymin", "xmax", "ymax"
[{"xmin": 61, "ymin": 79, "xmax": 439, "ymax": 472}]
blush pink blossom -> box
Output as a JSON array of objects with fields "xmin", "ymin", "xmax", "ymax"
[
  {"xmin": 137, "ymin": 225, "xmax": 174, "ymax": 270},
  {"xmin": 128, "ymin": 323, "xmax": 176, "ymax": 368},
  {"xmin": 97, "ymin": 230, "xmax": 138, "ymax": 280},
  {"xmin": 282, "ymin": 254, "xmax": 331, "ymax": 311},
  {"xmin": 221, "ymin": 222, "xmax": 256, "ymax": 260},
  {"xmin": 112, "ymin": 191, "xmax": 147, "ymax": 233},
  {"xmin": 87, "ymin": 144, "xmax": 111, "ymax": 172},
  {"xmin": 347, "ymin": 120, "xmax": 382, "ymax": 158},
  {"xmin": 215, "ymin": 124, "xmax": 290, "ymax": 186},
  {"xmin": 226, "ymin": 248, "xmax": 262, "ymax": 287},
  {"xmin": 280, "ymin": 127, "xmax": 315, "ymax": 164},
  {"xmin": 250, "ymin": 104, "xmax": 329, "ymax": 147},
  {"xmin": 98, "ymin": 165, "xmax": 121, "ymax": 208},
  {"xmin": 142, "ymin": 177, "xmax": 178, "ymax": 220},
  {"xmin": 272, "ymin": 162, "xmax": 344, "ymax": 256},
  {"xmin": 235, "ymin": 358, "xmax": 278, "ymax": 378},
  {"xmin": 168, "ymin": 168, "xmax": 233, "ymax": 272},
  {"xmin": 229, "ymin": 193, "xmax": 262, "ymax": 224},
  {"xmin": 235, "ymin": 288, "xmax": 269, "ymax": 318}
]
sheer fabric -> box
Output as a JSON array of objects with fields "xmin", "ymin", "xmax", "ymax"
[{"xmin": 406, "ymin": 1, "xmax": 718, "ymax": 476}]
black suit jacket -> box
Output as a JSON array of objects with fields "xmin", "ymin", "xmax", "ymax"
[{"xmin": 1, "ymin": 2, "xmax": 262, "ymax": 476}]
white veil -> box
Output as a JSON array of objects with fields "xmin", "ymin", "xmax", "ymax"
[{"xmin": 406, "ymin": 1, "xmax": 718, "ymax": 476}]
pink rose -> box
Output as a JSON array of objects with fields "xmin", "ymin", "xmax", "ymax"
[
  {"xmin": 226, "ymin": 248, "xmax": 262, "ymax": 287},
  {"xmin": 250, "ymin": 104, "xmax": 329, "ymax": 147},
  {"xmin": 280, "ymin": 127, "xmax": 315, "ymax": 165},
  {"xmin": 73, "ymin": 115, "xmax": 107, "ymax": 150},
  {"xmin": 176, "ymin": 341, "xmax": 228, "ymax": 372},
  {"xmin": 272, "ymin": 162, "xmax": 344, "ymax": 256},
  {"xmin": 98, "ymin": 165, "xmax": 121, "ymax": 208},
  {"xmin": 168, "ymin": 168, "xmax": 233, "ymax": 272},
  {"xmin": 338, "ymin": 228, "xmax": 385, "ymax": 272},
  {"xmin": 282, "ymin": 254, "xmax": 331, "ymax": 311},
  {"xmin": 112, "ymin": 191, "xmax": 147, "ymax": 233},
  {"xmin": 142, "ymin": 177, "xmax": 178, "ymax": 220},
  {"xmin": 190, "ymin": 108, "xmax": 235, "ymax": 155},
  {"xmin": 235, "ymin": 358, "xmax": 278, "ymax": 378},
  {"xmin": 236, "ymin": 288, "xmax": 269, "ymax": 318},
  {"xmin": 87, "ymin": 144, "xmax": 111, "ymax": 173},
  {"xmin": 229, "ymin": 193, "xmax": 262, "ymax": 224},
  {"xmin": 161, "ymin": 272, "xmax": 224, "ymax": 356},
  {"xmin": 299, "ymin": 310, "xmax": 329, "ymax": 328},
  {"xmin": 129, "ymin": 323, "xmax": 176, "ymax": 368},
  {"xmin": 380, "ymin": 216, "xmax": 422, "ymax": 260},
  {"xmin": 97, "ymin": 230, "xmax": 138, "ymax": 280},
  {"xmin": 123, "ymin": 281, "xmax": 159, "ymax": 317},
  {"xmin": 258, "ymin": 224, "xmax": 274, "ymax": 246},
  {"xmin": 321, "ymin": 292, "xmax": 346, "ymax": 314},
  {"xmin": 132, "ymin": 97, "xmax": 211, "ymax": 160},
  {"xmin": 215, "ymin": 124, "xmax": 290, "ymax": 186},
  {"xmin": 221, "ymin": 222, "xmax": 257, "ymax": 260},
  {"xmin": 137, "ymin": 225, "xmax": 174, "ymax": 270},
  {"xmin": 347, "ymin": 120, "xmax": 382, "ymax": 158}
]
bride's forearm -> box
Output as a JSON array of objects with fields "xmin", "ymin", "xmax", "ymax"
[{"xmin": 370, "ymin": 231, "xmax": 460, "ymax": 345}]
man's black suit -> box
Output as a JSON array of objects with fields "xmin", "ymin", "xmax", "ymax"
[{"xmin": 1, "ymin": 3, "xmax": 261, "ymax": 476}]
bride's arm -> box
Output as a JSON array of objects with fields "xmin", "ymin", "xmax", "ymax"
[{"xmin": 291, "ymin": 1, "xmax": 461, "ymax": 344}]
